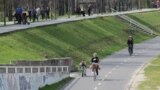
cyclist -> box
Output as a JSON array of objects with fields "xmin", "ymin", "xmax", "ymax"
[
  {"xmin": 91, "ymin": 52, "xmax": 100, "ymax": 76},
  {"xmin": 127, "ymin": 36, "xmax": 134, "ymax": 56},
  {"xmin": 79, "ymin": 60, "xmax": 87, "ymax": 77}
]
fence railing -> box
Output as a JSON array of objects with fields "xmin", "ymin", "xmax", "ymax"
[
  {"xmin": 117, "ymin": 14, "xmax": 157, "ymax": 35},
  {"xmin": 0, "ymin": 66, "xmax": 69, "ymax": 74}
]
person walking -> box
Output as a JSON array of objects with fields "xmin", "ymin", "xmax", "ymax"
[
  {"xmin": 16, "ymin": 6, "xmax": 23, "ymax": 24},
  {"xmin": 88, "ymin": 5, "xmax": 92, "ymax": 16},
  {"xmin": 76, "ymin": 6, "xmax": 81, "ymax": 16},
  {"xmin": 40, "ymin": 8, "xmax": 45, "ymax": 20},
  {"xmin": 22, "ymin": 9, "xmax": 29, "ymax": 24},
  {"xmin": 32, "ymin": 8, "xmax": 37, "ymax": 22},
  {"xmin": 36, "ymin": 7, "xmax": 41, "ymax": 21},
  {"xmin": 80, "ymin": 5, "xmax": 85, "ymax": 17},
  {"xmin": 45, "ymin": 7, "xmax": 50, "ymax": 19},
  {"xmin": 28, "ymin": 8, "xmax": 32, "ymax": 21}
]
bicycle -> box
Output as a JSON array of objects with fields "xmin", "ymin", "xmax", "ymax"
[
  {"xmin": 92, "ymin": 63, "xmax": 99, "ymax": 81},
  {"xmin": 128, "ymin": 45, "xmax": 133, "ymax": 56},
  {"xmin": 81, "ymin": 66, "xmax": 86, "ymax": 77}
]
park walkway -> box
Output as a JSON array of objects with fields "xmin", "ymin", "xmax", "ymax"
[
  {"xmin": 65, "ymin": 36, "xmax": 160, "ymax": 90},
  {"xmin": 0, "ymin": 8, "xmax": 159, "ymax": 34}
]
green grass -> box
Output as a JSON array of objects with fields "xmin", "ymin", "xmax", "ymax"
[
  {"xmin": 39, "ymin": 77, "xmax": 73, "ymax": 90},
  {"xmin": 138, "ymin": 56, "xmax": 160, "ymax": 90},
  {"xmin": 0, "ymin": 16, "xmax": 154, "ymax": 65},
  {"xmin": 128, "ymin": 11, "xmax": 160, "ymax": 34}
]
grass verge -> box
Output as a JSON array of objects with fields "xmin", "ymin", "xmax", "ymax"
[
  {"xmin": 128, "ymin": 11, "xmax": 160, "ymax": 34},
  {"xmin": 138, "ymin": 56, "xmax": 160, "ymax": 90},
  {"xmin": 39, "ymin": 77, "xmax": 74, "ymax": 90},
  {"xmin": 0, "ymin": 16, "xmax": 154, "ymax": 65}
]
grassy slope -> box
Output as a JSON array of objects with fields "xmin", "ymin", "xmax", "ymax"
[
  {"xmin": 0, "ymin": 16, "xmax": 153, "ymax": 65},
  {"xmin": 128, "ymin": 11, "xmax": 160, "ymax": 34},
  {"xmin": 138, "ymin": 56, "xmax": 160, "ymax": 90},
  {"xmin": 39, "ymin": 77, "xmax": 73, "ymax": 90}
]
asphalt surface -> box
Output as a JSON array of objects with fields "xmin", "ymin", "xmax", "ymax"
[{"xmin": 66, "ymin": 36, "xmax": 160, "ymax": 90}]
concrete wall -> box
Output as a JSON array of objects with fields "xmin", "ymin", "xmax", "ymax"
[
  {"xmin": 0, "ymin": 66, "xmax": 69, "ymax": 90},
  {"xmin": 0, "ymin": 58, "xmax": 72, "ymax": 90}
]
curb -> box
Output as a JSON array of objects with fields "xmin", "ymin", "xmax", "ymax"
[
  {"xmin": 63, "ymin": 77, "xmax": 80, "ymax": 90},
  {"xmin": 127, "ymin": 57, "xmax": 157, "ymax": 90}
]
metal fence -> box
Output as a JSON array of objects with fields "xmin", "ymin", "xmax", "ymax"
[{"xmin": 0, "ymin": 0, "xmax": 158, "ymax": 26}]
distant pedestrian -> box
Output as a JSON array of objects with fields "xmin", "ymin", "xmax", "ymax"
[
  {"xmin": 45, "ymin": 7, "xmax": 50, "ymax": 19},
  {"xmin": 28, "ymin": 8, "xmax": 32, "ymax": 21},
  {"xmin": 32, "ymin": 8, "xmax": 37, "ymax": 22},
  {"xmin": 22, "ymin": 9, "xmax": 30, "ymax": 25},
  {"xmin": 76, "ymin": 6, "xmax": 81, "ymax": 15},
  {"xmin": 80, "ymin": 6, "xmax": 85, "ymax": 17},
  {"xmin": 156, "ymin": 0, "xmax": 160, "ymax": 8},
  {"xmin": 36, "ymin": 7, "xmax": 41, "ymax": 21},
  {"xmin": 88, "ymin": 5, "xmax": 92, "ymax": 16},
  {"xmin": 40, "ymin": 8, "xmax": 45, "ymax": 20},
  {"xmin": 16, "ymin": 6, "xmax": 23, "ymax": 24}
]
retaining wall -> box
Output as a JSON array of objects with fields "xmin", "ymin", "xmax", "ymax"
[{"xmin": 0, "ymin": 57, "xmax": 72, "ymax": 90}]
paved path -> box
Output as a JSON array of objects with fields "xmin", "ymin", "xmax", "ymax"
[
  {"xmin": 65, "ymin": 36, "xmax": 160, "ymax": 90},
  {"xmin": 0, "ymin": 8, "xmax": 159, "ymax": 34}
]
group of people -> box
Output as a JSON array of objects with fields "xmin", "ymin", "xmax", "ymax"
[
  {"xmin": 80, "ymin": 52, "xmax": 100, "ymax": 77},
  {"xmin": 14, "ymin": 5, "xmax": 93, "ymax": 24},
  {"xmin": 76, "ymin": 5, "xmax": 93, "ymax": 17},
  {"xmin": 79, "ymin": 36, "xmax": 134, "ymax": 77},
  {"xmin": 14, "ymin": 6, "xmax": 50, "ymax": 24}
]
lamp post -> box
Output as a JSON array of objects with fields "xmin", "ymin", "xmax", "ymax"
[{"xmin": 3, "ymin": 0, "xmax": 6, "ymax": 26}]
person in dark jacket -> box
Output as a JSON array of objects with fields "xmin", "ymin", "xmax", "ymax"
[
  {"xmin": 32, "ymin": 8, "xmax": 37, "ymax": 22},
  {"xmin": 45, "ymin": 7, "xmax": 50, "ymax": 19},
  {"xmin": 88, "ymin": 5, "xmax": 92, "ymax": 16},
  {"xmin": 127, "ymin": 36, "xmax": 134, "ymax": 56},
  {"xmin": 91, "ymin": 52, "xmax": 100, "ymax": 75},
  {"xmin": 28, "ymin": 8, "xmax": 32, "ymax": 21},
  {"xmin": 41, "ymin": 8, "xmax": 45, "ymax": 20},
  {"xmin": 16, "ymin": 7, "xmax": 23, "ymax": 24}
]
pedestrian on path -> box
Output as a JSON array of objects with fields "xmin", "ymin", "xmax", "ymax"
[
  {"xmin": 80, "ymin": 5, "xmax": 85, "ymax": 17},
  {"xmin": 16, "ymin": 6, "xmax": 23, "ymax": 24},
  {"xmin": 45, "ymin": 7, "xmax": 50, "ymax": 19},
  {"xmin": 40, "ymin": 8, "xmax": 45, "ymax": 20},
  {"xmin": 32, "ymin": 8, "xmax": 37, "ymax": 22},
  {"xmin": 88, "ymin": 4, "xmax": 92, "ymax": 16},
  {"xmin": 28, "ymin": 8, "xmax": 32, "ymax": 21},
  {"xmin": 76, "ymin": 6, "xmax": 81, "ymax": 16},
  {"xmin": 22, "ymin": 9, "xmax": 30, "ymax": 25}
]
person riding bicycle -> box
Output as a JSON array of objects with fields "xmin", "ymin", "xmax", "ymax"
[
  {"xmin": 79, "ymin": 60, "xmax": 87, "ymax": 76},
  {"xmin": 127, "ymin": 36, "xmax": 134, "ymax": 56},
  {"xmin": 91, "ymin": 52, "xmax": 100, "ymax": 76},
  {"xmin": 80, "ymin": 60, "xmax": 87, "ymax": 68}
]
